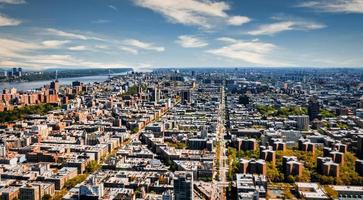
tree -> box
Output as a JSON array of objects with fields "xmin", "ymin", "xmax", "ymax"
[
  {"xmin": 42, "ymin": 194, "xmax": 52, "ymax": 200},
  {"xmin": 324, "ymin": 186, "xmax": 338, "ymax": 199},
  {"xmin": 86, "ymin": 160, "xmax": 100, "ymax": 173},
  {"xmin": 286, "ymin": 175, "xmax": 295, "ymax": 183},
  {"xmin": 131, "ymin": 127, "xmax": 139, "ymax": 134}
]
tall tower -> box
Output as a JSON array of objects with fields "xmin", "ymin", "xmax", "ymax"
[
  {"xmin": 50, "ymin": 70, "xmax": 60, "ymax": 94},
  {"xmin": 308, "ymin": 96, "xmax": 320, "ymax": 121},
  {"xmin": 173, "ymin": 171, "xmax": 193, "ymax": 200}
]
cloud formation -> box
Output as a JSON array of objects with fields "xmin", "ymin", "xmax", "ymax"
[
  {"xmin": 247, "ymin": 20, "xmax": 325, "ymax": 35},
  {"xmin": 0, "ymin": 0, "xmax": 25, "ymax": 4},
  {"xmin": 134, "ymin": 0, "xmax": 250, "ymax": 28},
  {"xmin": 206, "ymin": 37, "xmax": 287, "ymax": 66},
  {"xmin": 298, "ymin": 0, "xmax": 363, "ymax": 14},
  {"xmin": 108, "ymin": 5, "xmax": 118, "ymax": 11},
  {"xmin": 0, "ymin": 14, "xmax": 22, "ymax": 26},
  {"xmin": 45, "ymin": 28, "xmax": 104, "ymax": 41},
  {"xmin": 68, "ymin": 45, "xmax": 87, "ymax": 51},
  {"xmin": 176, "ymin": 35, "xmax": 208, "ymax": 48},
  {"xmin": 41, "ymin": 40, "xmax": 70, "ymax": 48},
  {"xmin": 227, "ymin": 16, "xmax": 251, "ymax": 26},
  {"xmin": 123, "ymin": 39, "xmax": 165, "ymax": 52}
]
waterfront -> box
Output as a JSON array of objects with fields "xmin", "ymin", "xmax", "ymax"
[{"xmin": 0, "ymin": 73, "xmax": 128, "ymax": 91}]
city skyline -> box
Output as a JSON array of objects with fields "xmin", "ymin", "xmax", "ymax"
[{"xmin": 0, "ymin": 0, "xmax": 363, "ymax": 70}]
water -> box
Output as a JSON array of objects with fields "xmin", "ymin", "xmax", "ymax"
[{"xmin": 0, "ymin": 73, "xmax": 128, "ymax": 91}]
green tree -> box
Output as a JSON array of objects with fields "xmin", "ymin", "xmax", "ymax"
[
  {"xmin": 86, "ymin": 160, "xmax": 100, "ymax": 173},
  {"xmin": 324, "ymin": 186, "xmax": 338, "ymax": 199},
  {"xmin": 42, "ymin": 194, "xmax": 52, "ymax": 200}
]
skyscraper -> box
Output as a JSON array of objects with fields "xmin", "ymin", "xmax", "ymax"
[
  {"xmin": 358, "ymin": 135, "xmax": 363, "ymax": 159},
  {"xmin": 181, "ymin": 89, "xmax": 192, "ymax": 105},
  {"xmin": 50, "ymin": 80, "xmax": 60, "ymax": 94},
  {"xmin": 308, "ymin": 96, "xmax": 320, "ymax": 121},
  {"xmin": 173, "ymin": 171, "xmax": 193, "ymax": 200}
]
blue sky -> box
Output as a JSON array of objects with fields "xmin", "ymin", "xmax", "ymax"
[{"xmin": 0, "ymin": 0, "xmax": 363, "ymax": 70}]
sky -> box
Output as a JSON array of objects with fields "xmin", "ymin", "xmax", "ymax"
[{"xmin": 0, "ymin": 0, "xmax": 363, "ymax": 70}]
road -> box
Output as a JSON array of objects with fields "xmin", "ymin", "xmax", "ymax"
[{"xmin": 214, "ymin": 86, "xmax": 227, "ymax": 200}]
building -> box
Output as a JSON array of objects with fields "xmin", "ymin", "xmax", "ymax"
[
  {"xmin": 283, "ymin": 156, "xmax": 303, "ymax": 176},
  {"xmin": 308, "ymin": 96, "xmax": 320, "ymax": 121},
  {"xmin": 298, "ymin": 139, "xmax": 315, "ymax": 154},
  {"xmin": 356, "ymin": 159, "xmax": 363, "ymax": 176},
  {"xmin": 19, "ymin": 184, "xmax": 40, "ymax": 200},
  {"xmin": 330, "ymin": 151, "xmax": 344, "ymax": 165},
  {"xmin": 79, "ymin": 176, "xmax": 105, "ymax": 200},
  {"xmin": 334, "ymin": 143, "xmax": 347, "ymax": 153},
  {"xmin": 272, "ymin": 140, "xmax": 286, "ymax": 151},
  {"xmin": 187, "ymin": 138, "xmax": 213, "ymax": 151},
  {"xmin": 236, "ymin": 174, "xmax": 267, "ymax": 199},
  {"xmin": 358, "ymin": 135, "xmax": 363, "ymax": 159},
  {"xmin": 0, "ymin": 187, "xmax": 19, "ymax": 200},
  {"xmin": 260, "ymin": 147, "xmax": 276, "ymax": 165},
  {"xmin": 50, "ymin": 80, "xmax": 60, "ymax": 94},
  {"xmin": 290, "ymin": 115, "xmax": 309, "ymax": 130},
  {"xmin": 239, "ymin": 158, "xmax": 267, "ymax": 175},
  {"xmin": 330, "ymin": 185, "xmax": 363, "ymax": 199},
  {"xmin": 0, "ymin": 144, "xmax": 6, "ymax": 157},
  {"xmin": 317, "ymin": 157, "xmax": 339, "ymax": 177},
  {"xmin": 232, "ymin": 138, "xmax": 257, "ymax": 151},
  {"xmin": 295, "ymin": 182, "xmax": 329, "ymax": 200},
  {"xmin": 149, "ymin": 86, "xmax": 161, "ymax": 102},
  {"xmin": 181, "ymin": 90, "xmax": 192, "ymax": 105},
  {"xmin": 173, "ymin": 171, "xmax": 193, "ymax": 200}
]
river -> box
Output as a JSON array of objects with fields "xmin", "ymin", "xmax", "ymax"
[{"xmin": 0, "ymin": 73, "xmax": 128, "ymax": 92}]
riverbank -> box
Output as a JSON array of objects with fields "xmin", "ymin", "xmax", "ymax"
[{"xmin": 0, "ymin": 72, "xmax": 131, "ymax": 91}]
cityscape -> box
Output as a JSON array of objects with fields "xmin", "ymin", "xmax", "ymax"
[{"xmin": 1, "ymin": 0, "xmax": 363, "ymax": 200}]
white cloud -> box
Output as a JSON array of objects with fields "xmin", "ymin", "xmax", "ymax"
[
  {"xmin": 0, "ymin": 36, "xmax": 148, "ymax": 69},
  {"xmin": 247, "ymin": 20, "xmax": 325, "ymax": 36},
  {"xmin": 134, "ymin": 0, "xmax": 249, "ymax": 28},
  {"xmin": 206, "ymin": 37, "xmax": 287, "ymax": 66},
  {"xmin": 120, "ymin": 46, "xmax": 139, "ymax": 55},
  {"xmin": 68, "ymin": 45, "xmax": 87, "ymax": 51},
  {"xmin": 45, "ymin": 28, "xmax": 104, "ymax": 41},
  {"xmin": 41, "ymin": 40, "xmax": 69, "ymax": 48},
  {"xmin": 227, "ymin": 16, "xmax": 251, "ymax": 26},
  {"xmin": 123, "ymin": 39, "xmax": 165, "ymax": 52},
  {"xmin": 108, "ymin": 5, "xmax": 118, "ymax": 11},
  {"xmin": 217, "ymin": 37, "xmax": 237, "ymax": 43},
  {"xmin": 92, "ymin": 19, "xmax": 110, "ymax": 24},
  {"xmin": 298, "ymin": 0, "xmax": 363, "ymax": 14},
  {"xmin": 0, "ymin": 37, "xmax": 43, "ymax": 58},
  {"xmin": 0, "ymin": 0, "xmax": 25, "ymax": 4},
  {"xmin": 95, "ymin": 45, "xmax": 109, "ymax": 50},
  {"xmin": 176, "ymin": 35, "xmax": 208, "ymax": 48},
  {"xmin": 0, "ymin": 14, "xmax": 21, "ymax": 26}
]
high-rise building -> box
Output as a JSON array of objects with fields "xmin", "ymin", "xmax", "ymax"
[
  {"xmin": 17, "ymin": 67, "xmax": 22, "ymax": 77},
  {"xmin": 181, "ymin": 90, "xmax": 192, "ymax": 105},
  {"xmin": 358, "ymin": 135, "xmax": 363, "ymax": 159},
  {"xmin": 308, "ymin": 96, "xmax": 320, "ymax": 121},
  {"xmin": 12, "ymin": 68, "xmax": 17, "ymax": 77},
  {"xmin": 239, "ymin": 158, "xmax": 267, "ymax": 175},
  {"xmin": 0, "ymin": 144, "xmax": 6, "ymax": 157},
  {"xmin": 356, "ymin": 160, "xmax": 363, "ymax": 176},
  {"xmin": 50, "ymin": 80, "xmax": 60, "ymax": 94},
  {"xmin": 290, "ymin": 115, "xmax": 309, "ymax": 130},
  {"xmin": 173, "ymin": 171, "xmax": 193, "ymax": 200},
  {"xmin": 20, "ymin": 184, "xmax": 40, "ymax": 200},
  {"xmin": 149, "ymin": 86, "xmax": 160, "ymax": 102}
]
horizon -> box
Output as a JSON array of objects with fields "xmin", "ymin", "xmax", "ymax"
[{"xmin": 0, "ymin": 0, "xmax": 363, "ymax": 69}]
